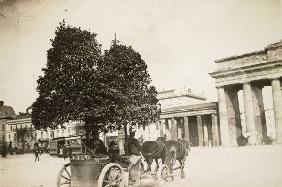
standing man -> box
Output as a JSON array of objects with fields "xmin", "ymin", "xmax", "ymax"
[
  {"xmin": 34, "ymin": 148, "xmax": 40, "ymax": 162},
  {"xmin": 63, "ymin": 145, "xmax": 67, "ymax": 160},
  {"xmin": 127, "ymin": 131, "xmax": 142, "ymax": 185},
  {"xmin": 67, "ymin": 144, "xmax": 72, "ymax": 160}
]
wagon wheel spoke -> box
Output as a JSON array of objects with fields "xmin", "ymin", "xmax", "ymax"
[
  {"xmin": 103, "ymin": 167, "xmax": 122, "ymax": 186},
  {"xmin": 57, "ymin": 163, "xmax": 71, "ymax": 187},
  {"xmin": 64, "ymin": 168, "xmax": 71, "ymax": 177},
  {"xmin": 61, "ymin": 175, "xmax": 71, "ymax": 181}
]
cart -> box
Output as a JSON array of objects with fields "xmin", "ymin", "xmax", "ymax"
[{"xmin": 57, "ymin": 149, "xmax": 171, "ymax": 187}]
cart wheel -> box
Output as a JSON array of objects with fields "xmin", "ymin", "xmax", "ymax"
[
  {"xmin": 57, "ymin": 163, "xmax": 71, "ymax": 187},
  {"xmin": 98, "ymin": 163, "xmax": 124, "ymax": 187},
  {"xmin": 157, "ymin": 164, "xmax": 171, "ymax": 183}
]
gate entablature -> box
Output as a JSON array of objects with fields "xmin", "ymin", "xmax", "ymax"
[{"xmin": 210, "ymin": 41, "xmax": 282, "ymax": 87}]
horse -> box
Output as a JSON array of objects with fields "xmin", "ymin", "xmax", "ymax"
[
  {"xmin": 141, "ymin": 137, "xmax": 166, "ymax": 172},
  {"xmin": 165, "ymin": 139, "xmax": 190, "ymax": 178}
]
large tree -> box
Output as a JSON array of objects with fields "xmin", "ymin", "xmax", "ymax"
[
  {"xmin": 32, "ymin": 21, "xmax": 102, "ymax": 135},
  {"xmin": 32, "ymin": 21, "xmax": 160, "ymax": 142},
  {"xmin": 96, "ymin": 42, "xmax": 160, "ymax": 141}
]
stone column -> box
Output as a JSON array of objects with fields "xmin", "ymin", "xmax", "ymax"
[
  {"xmin": 211, "ymin": 114, "xmax": 219, "ymax": 146},
  {"xmin": 271, "ymin": 79, "xmax": 282, "ymax": 144},
  {"xmin": 118, "ymin": 129, "xmax": 125, "ymax": 154},
  {"xmin": 252, "ymin": 86, "xmax": 267, "ymax": 144},
  {"xmin": 197, "ymin": 115, "xmax": 204, "ymax": 146},
  {"xmin": 160, "ymin": 119, "xmax": 165, "ymax": 137},
  {"xmin": 217, "ymin": 87, "xmax": 230, "ymax": 146},
  {"xmin": 166, "ymin": 119, "xmax": 172, "ymax": 140},
  {"xmin": 225, "ymin": 88, "xmax": 242, "ymax": 146},
  {"xmin": 202, "ymin": 116, "xmax": 209, "ymax": 146},
  {"xmin": 183, "ymin": 117, "xmax": 189, "ymax": 142},
  {"xmin": 171, "ymin": 118, "xmax": 178, "ymax": 141},
  {"xmin": 243, "ymin": 83, "xmax": 257, "ymax": 145}
]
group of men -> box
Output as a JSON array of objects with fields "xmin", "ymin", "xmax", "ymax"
[{"xmin": 88, "ymin": 131, "xmax": 142, "ymax": 169}]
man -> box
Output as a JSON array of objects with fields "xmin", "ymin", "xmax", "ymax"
[
  {"xmin": 34, "ymin": 148, "xmax": 40, "ymax": 162},
  {"xmin": 91, "ymin": 136, "xmax": 108, "ymax": 158},
  {"xmin": 126, "ymin": 131, "xmax": 142, "ymax": 184},
  {"xmin": 67, "ymin": 144, "xmax": 72, "ymax": 159},
  {"xmin": 63, "ymin": 145, "xmax": 67, "ymax": 160},
  {"xmin": 107, "ymin": 141, "xmax": 120, "ymax": 162}
]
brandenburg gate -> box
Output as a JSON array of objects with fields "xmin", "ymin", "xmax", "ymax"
[{"xmin": 210, "ymin": 40, "xmax": 282, "ymax": 146}]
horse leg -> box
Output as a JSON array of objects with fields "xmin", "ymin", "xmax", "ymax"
[
  {"xmin": 179, "ymin": 158, "xmax": 185, "ymax": 178},
  {"xmin": 155, "ymin": 158, "xmax": 159, "ymax": 172},
  {"xmin": 146, "ymin": 158, "xmax": 153, "ymax": 172},
  {"xmin": 161, "ymin": 150, "xmax": 165, "ymax": 164}
]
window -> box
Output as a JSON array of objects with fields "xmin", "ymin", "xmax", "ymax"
[{"xmin": 10, "ymin": 126, "xmax": 12, "ymax": 131}]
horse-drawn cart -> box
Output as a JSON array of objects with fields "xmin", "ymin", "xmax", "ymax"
[{"xmin": 57, "ymin": 151, "xmax": 171, "ymax": 187}]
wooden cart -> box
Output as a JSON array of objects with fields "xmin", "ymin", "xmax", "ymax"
[{"xmin": 57, "ymin": 152, "xmax": 171, "ymax": 187}]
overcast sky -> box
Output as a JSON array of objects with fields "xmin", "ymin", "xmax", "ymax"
[{"xmin": 0, "ymin": 0, "xmax": 282, "ymax": 114}]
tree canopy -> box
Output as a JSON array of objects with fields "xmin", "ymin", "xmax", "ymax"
[
  {"xmin": 32, "ymin": 21, "xmax": 102, "ymax": 132},
  {"xmin": 32, "ymin": 21, "xmax": 160, "ymax": 138},
  {"xmin": 96, "ymin": 43, "xmax": 160, "ymax": 133}
]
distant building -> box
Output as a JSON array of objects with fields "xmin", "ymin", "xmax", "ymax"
[
  {"xmin": 0, "ymin": 101, "xmax": 83, "ymax": 153},
  {"xmin": 115, "ymin": 88, "xmax": 220, "ymax": 149}
]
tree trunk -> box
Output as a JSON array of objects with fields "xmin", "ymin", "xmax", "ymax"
[{"xmin": 124, "ymin": 124, "xmax": 128, "ymax": 155}]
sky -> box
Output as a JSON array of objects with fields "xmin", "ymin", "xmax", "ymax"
[{"xmin": 0, "ymin": 0, "xmax": 282, "ymax": 114}]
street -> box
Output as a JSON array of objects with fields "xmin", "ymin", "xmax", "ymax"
[{"xmin": 1, "ymin": 145, "xmax": 282, "ymax": 187}]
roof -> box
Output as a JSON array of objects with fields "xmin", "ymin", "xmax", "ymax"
[{"xmin": 0, "ymin": 105, "xmax": 16, "ymax": 119}]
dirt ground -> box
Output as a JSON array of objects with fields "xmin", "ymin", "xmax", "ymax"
[{"xmin": 1, "ymin": 145, "xmax": 282, "ymax": 187}]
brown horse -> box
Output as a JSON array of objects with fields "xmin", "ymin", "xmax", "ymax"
[
  {"xmin": 141, "ymin": 137, "xmax": 166, "ymax": 172},
  {"xmin": 165, "ymin": 139, "xmax": 190, "ymax": 178}
]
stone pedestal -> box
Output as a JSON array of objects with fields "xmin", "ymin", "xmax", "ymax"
[
  {"xmin": 217, "ymin": 87, "xmax": 230, "ymax": 146},
  {"xmin": 271, "ymin": 79, "xmax": 282, "ymax": 144}
]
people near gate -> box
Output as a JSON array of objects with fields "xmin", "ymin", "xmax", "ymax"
[
  {"xmin": 67, "ymin": 144, "xmax": 72, "ymax": 159},
  {"xmin": 92, "ymin": 136, "xmax": 108, "ymax": 157},
  {"xmin": 127, "ymin": 131, "xmax": 142, "ymax": 169},
  {"xmin": 126, "ymin": 130, "xmax": 142, "ymax": 184},
  {"xmin": 63, "ymin": 145, "xmax": 67, "ymax": 160},
  {"xmin": 34, "ymin": 147, "xmax": 40, "ymax": 162},
  {"xmin": 108, "ymin": 141, "xmax": 120, "ymax": 162}
]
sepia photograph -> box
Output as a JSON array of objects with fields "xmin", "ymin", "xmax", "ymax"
[{"xmin": 0, "ymin": 0, "xmax": 282, "ymax": 187}]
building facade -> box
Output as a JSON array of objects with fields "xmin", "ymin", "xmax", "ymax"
[{"xmin": 114, "ymin": 88, "xmax": 220, "ymax": 149}]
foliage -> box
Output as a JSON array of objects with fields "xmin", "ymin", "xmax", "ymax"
[
  {"xmin": 32, "ymin": 21, "xmax": 160, "ymax": 137},
  {"xmin": 96, "ymin": 43, "xmax": 160, "ymax": 133},
  {"xmin": 32, "ymin": 21, "xmax": 102, "ymax": 133}
]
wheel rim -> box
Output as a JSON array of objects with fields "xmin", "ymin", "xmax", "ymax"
[
  {"xmin": 102, "ymin": 166, "xmax": 122, "ymax": 187},
  {"xmin": 57, "ymin": 164, "xmax": 71, "ymax": 187}
]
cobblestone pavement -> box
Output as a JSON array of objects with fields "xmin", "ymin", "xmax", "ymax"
[{"xmin": 1, "ymin": 145, "xmax": 282, "ymax": 187}]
